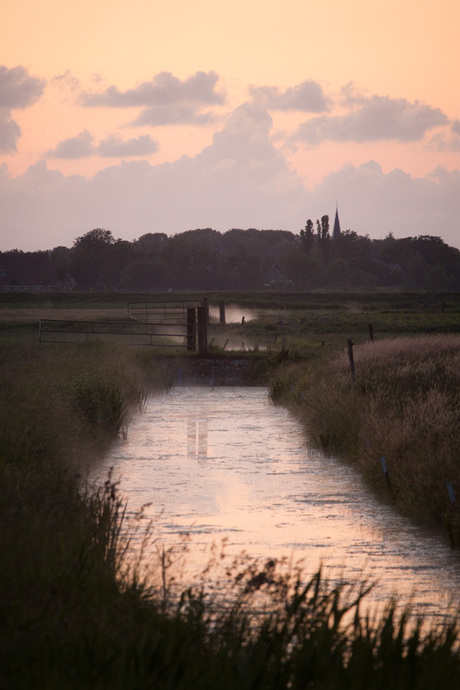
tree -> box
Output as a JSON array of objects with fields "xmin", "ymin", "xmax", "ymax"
[
  {"xmin": 319, "ymin": 215, "xmax": 330, "ymax": 263},
  {"xmin": 121, "ymin": 258, "xmax": 168, "ymax": 290},
  {"xmin": 300, "ymin": 219, "xmax": 315, "ymax": 254},
  {"xmin": 71, "ymin": 228, "xmax": 118, "ymax": 288},
  {"xmin": 136, "ymin": 233, "xmax": 167, "ymax": 255},
  {"xmin": 320, "ymin": 215, "xmax": 329, "ymax": 242},
  {"xmin": 73, "ymin": 228, "xmax": 116, "ymax": 251}
]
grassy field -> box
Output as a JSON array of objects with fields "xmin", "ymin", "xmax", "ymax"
[
  {"xmin": 2, "ymin": 289, "xmax": 460, "ymax": 687},
  {"xmin": 2, "ymin": 289, "xmax": 460, "ymax": 350}
]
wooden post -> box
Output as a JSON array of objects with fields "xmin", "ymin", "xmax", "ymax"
[
  {"xmin": 368, "ymin": 323, "xmax": 374, "ymax": 342},
  {"xmin": 381, "ymin": 456, "xmax": 390, "ymax": 487},
  {"xmin": 202, "ymin": 297, "xmax": 209, "ymax": 325},
  {"xmin": 219, "ymin": 300, "xmax": 226, "ymax": 324},
  {"xmin": 197, "ymin": 306, "xmax": 208, "ymax": 353},
  {"xmin": 447, "ymin": 482, "xmax": 456, "ymax": 505},
  {"xmin": 347, "ymin": 338, "xmax": 355, "ymax": 381},
  {"xmin": 186, "ymin": 307, "xmax": 196, "ymax": 351}
]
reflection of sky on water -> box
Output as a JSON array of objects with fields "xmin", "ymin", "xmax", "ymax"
[
  {"xmin": 93, "ymin": 386, "xmax": 460, "ymax": 623},
  {"xmin": 208, "ymin": 304, "xmax": 277, "ymax": 323}
]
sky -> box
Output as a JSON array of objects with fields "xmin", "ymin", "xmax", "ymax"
[{"xmin": 1, "ymin": 0, "xmax": 459, "ymax": 251}]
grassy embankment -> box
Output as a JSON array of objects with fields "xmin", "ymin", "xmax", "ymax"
[
  {"xmin": 269, "ymin": 333, "xmax": 460, "ymax": 546},
  {"xmin": 2, "ymin": 291, "xmax": 460, "ymax": 687}
]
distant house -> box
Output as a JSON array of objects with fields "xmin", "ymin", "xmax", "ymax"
[
  {"xmin": 264, "ymin": 264, "xmax": 294, "ymax": 289},
  {"xmin": 388, "ymin": 263, "xmax": 407, "ymax": 278}
]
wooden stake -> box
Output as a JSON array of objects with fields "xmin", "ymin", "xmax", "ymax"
[{"xmin": 347, "ymin": 339, "xmax": 355, "ymax": 381}]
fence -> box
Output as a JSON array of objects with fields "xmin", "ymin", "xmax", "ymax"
[
  {"xmin": 127, "ymin": 298, "xmax": 207, "ymax": 323},
  {"xmin": 39, "ymin": 299, "xmax": 209, "ymax": 351}
]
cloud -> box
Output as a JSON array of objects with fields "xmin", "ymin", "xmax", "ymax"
[
  {"xmin": 294, "ymin": 95, "xmax": 448, "ymax": 144},
  {"xmin": 426, "ymin": 120, "xmax": 460, "ymax": 152},
  {"xmin": 0, "ymin": 111, "xmax": 21, "ymax": 153},
  {"xmin": 250, "ymin": 79, "xmax": 329, "ymax": 112},
  {"xmin": 46, "ymin": 132, "xmax": 159, "ymax": 158},
  {"xmin": 46, "ymin": 130, "xmax": 94, "ymax": 159},
  {"xmin": 1, "ymin": 104, "xmax": 305, "ymax": 249},
  {"xmin": 0, "ymin": 65, "xmax": 45, "ymax": 109},
  {"xmin": 51, "ymin": 70, "xmax": 81, "ymax": 97},
  {"xmin": 0, "ymin": 65, "xmax": 46, "ymax": 153},
  {"xmin": 1, "ymin": 104, "xmax": 459, "ymax": 252},
  {"xmin": 204, "ymin": 102, "xmax": 275, "ymax": 165},
  {"xmin": 81, "ymin": 70, "xmax": 224, "ymax": 107},
  {"xmin": 131, "ymin": 105, "xmax": 216, "ymax": 127},
  {"xmin": 97, "ymin": 134, "xmax": 158, "ymax": 157},
  {"xmin": 81, "ymin": 70, "xmax": 224, "ymax": 127},
  {"xmin": 310, "ymin": 161, "xmax": 460, "ymax": 246}
]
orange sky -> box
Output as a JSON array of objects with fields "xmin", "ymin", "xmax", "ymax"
[{"xmin": 1, "ymin": 0, "xmax": 459, "ymax": 249}]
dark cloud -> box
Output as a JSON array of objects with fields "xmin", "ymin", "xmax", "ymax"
[
  {"xmin": 131, "ymin": 104, "xmax": 216, "ymax": 127},
  {"xmin": 97, "ymin": 134, "xmax": 158, "ymax": 157},
  {"xmin": 0, "ymin": 65, "xmax": 45, "ymax": 109},
  {"xmin": 0, "ymin": 111, "xmax": 21, "ymax": 153},
  {"xmin": 81, "ymin": 70, "xmax": 224, "ymax": 107},
  {"xmin": 46, "ymin": 131, "xmax": 159, "ymax": 159},
  {"xmin": 294, "ymin": 96, "xmax": 448, "ymax": 144},
  {"xmin": 250, "ymin": 80, "xmax": 329, "ymax": 112}
]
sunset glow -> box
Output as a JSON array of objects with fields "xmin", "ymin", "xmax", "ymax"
[{"xmin": 1, "ymin": 0, "xmax": 459, "ymax": 250}]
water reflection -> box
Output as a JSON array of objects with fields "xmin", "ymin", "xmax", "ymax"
[
  {"xmin": 93, "ymin": 386, "xmax": 460, "ymax": 623},
  {"xmin": 208, "ymin": 304, "xmax": 277, "ymax": 323},
  {"xmin": 187, "ymin": 419, "xmax": 208, "ymax": 459}
]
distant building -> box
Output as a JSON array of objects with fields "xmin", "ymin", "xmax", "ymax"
[
  {"xmin": 264, "ymin": 264, "xmax": 294, "ymax": 289},
  {"xmin": 332, "ymin": 206, "xmax": 342, "ymax": 239}
]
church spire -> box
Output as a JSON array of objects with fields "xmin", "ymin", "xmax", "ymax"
[{"xmin": 333, "ymin": 203, "xmax": 341, "ymax": 239}]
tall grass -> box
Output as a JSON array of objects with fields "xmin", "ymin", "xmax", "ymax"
[
  {"xmin": 269, "ymin": 334, "xmax": 460, "ymax": 545},
  {"xmin": 1, "ymin": 337, "xmax": 460, "ymax": 687}
]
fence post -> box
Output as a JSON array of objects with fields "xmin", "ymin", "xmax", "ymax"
[
  {"xmin": 347, "ymin": 338, "xmax": 355, "ymax": 381},
  {"xmin": 368, "ymin": 323, "xmax": 374, "ymax": 342},
  {"xmin": 186, "ymin": 308, "xmax": 196, "ymax": 351},
  {"xmin": 219, "ymin": 301, "xmax": 226, "ymax": 324},
  {"xmin": 197, "ymin": 306, "xmax": 208, "ymax": 353},
  {"xmin": 202, "ymin": 297, "xmax": 210, "ymax": 325}
]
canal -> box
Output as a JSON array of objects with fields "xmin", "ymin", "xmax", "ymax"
[{"xmin": 91, "ymin": 385, "xmax": 460, "ymax": 624}]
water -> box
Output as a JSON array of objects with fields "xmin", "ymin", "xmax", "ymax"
[{"xmin": 92, "ymin": 386, "xmax": 460, "ymax": 624}]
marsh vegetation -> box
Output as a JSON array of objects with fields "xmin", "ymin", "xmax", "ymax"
[
  {"xmin": 2, "ymin": 290, "xmax": 460, "ymax": 687},
  {"xmin": 269, "ymin": 334, "xmax": 460, "ymax": 546}
]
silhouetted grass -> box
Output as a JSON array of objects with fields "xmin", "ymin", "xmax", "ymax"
[{"xmin": 1, "ymin": 337, "xmax": 460, "ymax": 687}]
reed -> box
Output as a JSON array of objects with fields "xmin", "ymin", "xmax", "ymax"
[{"xmin": 270, "ymin": 334, "xmax": 460, "ymax": 544}]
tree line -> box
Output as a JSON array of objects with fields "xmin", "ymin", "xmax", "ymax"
[{"xmin": 2, "ymin": 219, "xmax": 460, "ymax": 291}]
